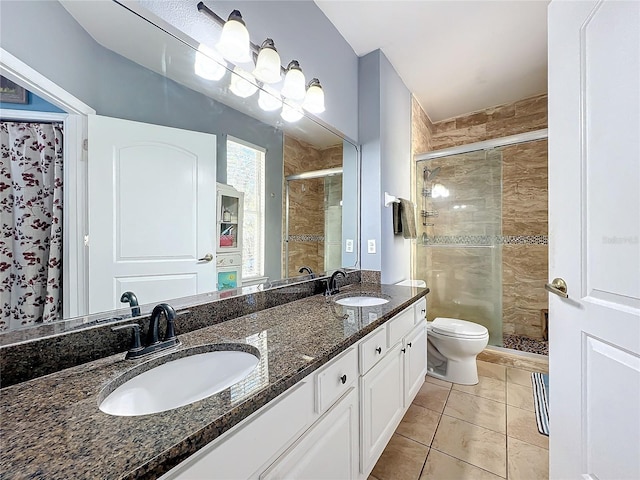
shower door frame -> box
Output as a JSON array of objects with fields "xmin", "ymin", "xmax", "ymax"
[{"xmin": 413, "ymin": 128, "xmax": 549, "ymax": 347}]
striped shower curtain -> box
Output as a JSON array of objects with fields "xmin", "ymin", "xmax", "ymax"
[{"xmin": 0, "ymin": 121, "xmax": 63, "ymax": 331}]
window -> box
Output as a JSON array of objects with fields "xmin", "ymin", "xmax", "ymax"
[{"xmin": 226, "ymin": 138, "xmax": 266, "ymax": 279}]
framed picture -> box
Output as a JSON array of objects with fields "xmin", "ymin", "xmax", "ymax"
[{"xmin": 0, "ymin": 76, "xmax": 28, "ymax": 104}]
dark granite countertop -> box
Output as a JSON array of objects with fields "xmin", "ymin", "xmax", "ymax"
[{"xmin": 0, "ymin": 283, "xmax": 427, "ymax": 479}]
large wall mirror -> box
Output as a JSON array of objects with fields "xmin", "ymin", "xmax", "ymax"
[{"xmin": 0, "ymin": 0, "xmax": 359, "ymax": 336}]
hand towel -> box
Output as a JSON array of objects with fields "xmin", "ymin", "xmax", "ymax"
[
  {"xmin": 392, "ymin": 202, "xmax": 403, "ymax": 235},
  {"xmin": 399, "ymin": 198, "xmax": 417, "ymax": 239}
]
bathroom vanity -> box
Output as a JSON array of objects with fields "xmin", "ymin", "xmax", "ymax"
[{"xmin": 0, "ymin": 282, "xmax": 427, "ymax": 479}]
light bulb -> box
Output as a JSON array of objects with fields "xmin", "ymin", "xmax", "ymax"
[
  {"xmin": 253, "ymin": 39, "xmax": 282, "ymax": 84},
  {"xmin": 230, "ymin": 67, "xmax": 258, "ymax": 98},
  {"xmin": 216, "ymin": 10, "xmax": 251, "ymax": 63},
  {"xmin": 281, "ymin": 102, "xmax": 304, "ymax": 122},
  {"xmin": 258, "ymin": 86, "xmax": 283, "ymax": 112},
  {"xmin": 194, "ymin": 44, "xmax": 226, "ymax": 81},
  {"xmin": 281, "ymin": 60, "xmax": 306, "ymax": 101},
  {"xmin": 432, "ymin": 183, "xmax": 450, "ymax": 198},
  {"xmin": 302, "ymin": 78, "xmax": 325, "ymax": 113}
]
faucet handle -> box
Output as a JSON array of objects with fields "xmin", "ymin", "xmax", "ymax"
[
  {"xmin": 112, "ymin": 324, "xmax": 143, "ymax": 352},
  {"xmin": 162, "ymin": 304, "xmax": 177, "ymax": 341}
]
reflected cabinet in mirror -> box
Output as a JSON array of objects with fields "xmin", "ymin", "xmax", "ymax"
[{"xmin": 0, "ymin": 0, "xmax": 359, "ymax": 334}]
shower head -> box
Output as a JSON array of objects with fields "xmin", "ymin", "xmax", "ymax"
[{"xmin": 423, "ymin": 166, "xmax": 441, "ymax": 181}]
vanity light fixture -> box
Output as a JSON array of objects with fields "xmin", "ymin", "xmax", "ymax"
[
  {"xmin": 258, "ymin": 85, "xmax": 283, "ymax": 111},
  {"xmin": 281, "ymin": 60, "xmax": 306, "ymax": 101},
  {"xmin": 281, "ymin": 102, "xmax": 304, "ymax": 122},
  {"xmin": 302, "ymin": 78, "xmax": 325, "ymax": 114},
  {"xmin": 194, "ymin": 44, "xmax": 226, "ymax": 81},
  {"xmin": 216, "ymin": 10, "xmax": 252, "ymax": 63},
  {"xmin": 197, "ymin": 2, "xmax": 325, "ymax": 122},
  {"xmin": 229, "ymin": 66, "xmax": 258, "ymax": 98},
  {"xmin": 253, "ymin": 39, "xmax": 281, "ymax": 84}
]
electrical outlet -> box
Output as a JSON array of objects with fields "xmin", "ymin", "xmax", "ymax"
[
  {"xmin": 367, "ymin": 239, "xmax": 376, "ymax": 254},
  {"xmin": 345, "ymin": 239, "xmax": 354, "ymax": 253}
]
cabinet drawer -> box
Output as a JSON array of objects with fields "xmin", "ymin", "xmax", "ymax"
[
  {"xmin": 359, "ymin": 326, "xmax": 387, "ymax": 375},
  {"xmin": 387, "ymin": 306, "xmax": 415, "ymax": 348},
  {"xmin": 316, "ymin": 347, "xmax": 358, "ymax": 414},
  {"xmin": 161, "ymin": 380, "xmax": 315, "ymax": 479},
  {"xmin": 414, "ymin": 298, "xmax": 427, "ymax": 324}
]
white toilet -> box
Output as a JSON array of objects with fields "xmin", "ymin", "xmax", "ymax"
[{"xmin": 426, "ymin": 317, "xmax": 489, "ymax": 385}]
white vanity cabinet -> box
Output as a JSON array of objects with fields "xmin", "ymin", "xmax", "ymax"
[
  {"xmin": 161, "ymin": 295, "xmax": 427, "ymax": 480},
  {"xmin": 160, "ymin": 380, "xmax": 317, "ymax": 480},
  {"xmin": 360, "ymin": 341, "xmax": 405, "ymax": 471},
  {"xmin": 404, "ymin": 322, "xmax": 428, "ymax": 403},
  {"xmin": 359, "ymin": 303, "xmax": 428, "ymax": 476},
  {"xmin": 261, "ymin": 388, "xmax": 359, "ymax": 480}
]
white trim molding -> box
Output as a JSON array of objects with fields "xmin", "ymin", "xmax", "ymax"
[{"xmin": 1, "ymin": 47, "xmax": 94, "ymax": 318}]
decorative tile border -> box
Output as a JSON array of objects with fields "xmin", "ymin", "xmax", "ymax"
[
  {"xmin": 501, "ymin": 235, "xmax": 548, "ymax": 245},
  {"xmin": 288, "ymin": 235, "xmax": 325, "ymax": 242},
  {"xmin": 420, "ymin": 235, "xmax": 548, "ymax": 246}
]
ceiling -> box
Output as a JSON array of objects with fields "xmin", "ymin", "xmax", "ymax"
[{"xmin": 315, "ymin": 0, "xmax": 549, "ymax": 122}]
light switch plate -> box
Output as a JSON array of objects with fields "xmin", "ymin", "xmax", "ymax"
[
  {"xmin": 345, "ymin": 239, "xmax": 354, "ymax": 253},
  {"xmin": 367, "ymin": 239, "xmax": 376, "ymax": 254}
]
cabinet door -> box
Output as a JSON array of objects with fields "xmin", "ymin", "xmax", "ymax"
[
  {"xmin": 261, "ymin": 388, "xmax": 359, "ymax": 480},
  {"xmin": 404, "ymin": 323, "xmax": 427, "ymax": 404},
  {"xmin": 160, "ymin": 381, "xmax": 315, "ymax": 480},
  {"xmin": 360, "ymin": 342, "xmax": 405, "ymax": 473}
]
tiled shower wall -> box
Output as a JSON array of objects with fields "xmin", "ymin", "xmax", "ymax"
[
  {"xmin": 411, "ymin": 94, "xmax": 548, "ymax": 341},
  {"xmin": 283, "ymin": 135, "xmax": 342, "ymax": 277}
]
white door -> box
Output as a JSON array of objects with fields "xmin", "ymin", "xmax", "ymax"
[
  {"xmin": 548, "ymin": 1, "xmax": 640, "ymax": 479},
  {"xmin": 88, "ymin": 115, "xmax": 216, "ymax": 313}
]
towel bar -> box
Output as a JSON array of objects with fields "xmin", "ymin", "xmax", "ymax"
[{"xmin": 384, "ymin": 192, "xmax": 400, "ymax": 207}]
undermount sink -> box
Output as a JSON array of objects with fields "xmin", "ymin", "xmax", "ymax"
[
  {"xmin": 99, "ymin": 346, "xmax": 260, "ymax": 416},
  {"xmin": 335, "ymin": 295, "xmax": 389, "ymax": 307}
]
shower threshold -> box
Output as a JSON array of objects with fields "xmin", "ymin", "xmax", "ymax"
[{"xmin": 502, "ymin": 334, "xmax": 548, "ymax": 356}]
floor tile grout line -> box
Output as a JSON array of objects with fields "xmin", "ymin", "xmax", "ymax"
[
  {"xmin": 505, "ymin": 383, "xmax": 509, "ymax": 479},
  {"xmin": 450, "ymin": 387, "xmax": 506, "ymax": 403},
  {"xmin": 429, "ymin": 446, "xmax": 508, "ymax": 479},
  {"xmin": 439, "ymin": 412, "xmax": 508, "ymax": 436},
  {"xmin": 448, "ymin": 387, "xmax": 509, "ymax": 407},
  {"xmin": 416, "ymin": 381, "xmax": 453, "ymax": 480},
  {"xmin": 394, "ymin": 430, "xmax": 433, "ymax": 449},
  {"xmin": 416, "ymin": 445, "xmax": 431, "ymax": 480}
]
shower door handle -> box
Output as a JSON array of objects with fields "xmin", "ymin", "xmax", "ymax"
[{"xmin": 545, "ymin": 278, "xmax": 568, "ymax": 298}]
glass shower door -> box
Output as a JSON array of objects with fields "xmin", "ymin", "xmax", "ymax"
[{"xmin": 415, "ymin": 149, "xmax": 503, "ymax": 346}]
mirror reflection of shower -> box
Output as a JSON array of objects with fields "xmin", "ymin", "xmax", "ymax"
[{"xmin": 285, "ymin": 167, "xmax": 343, "ymax": 277}]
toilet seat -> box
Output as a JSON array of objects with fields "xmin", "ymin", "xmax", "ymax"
[{"xmin": 428, "ymin": 317, "xmax": 488, "ymax": 339}]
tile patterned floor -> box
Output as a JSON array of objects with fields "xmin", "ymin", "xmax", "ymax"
[{"xmin": 369, "ymin": 360, "xmax": 549, "ymax": 480}]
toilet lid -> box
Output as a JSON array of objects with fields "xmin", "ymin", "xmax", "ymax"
[{"xmin": 430, "ymin": 317, "xmax": 488, "ymax": 338}]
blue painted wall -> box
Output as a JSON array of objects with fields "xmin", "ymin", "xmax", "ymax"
[
  {"xmin": 137, "ymin": 0, "xmax": 359, "ymax": 143},
  {"xmin": 0, "ymin": 91, "xmax": 64, "ymax": 113},
  {"xmin": 358, "ymin": 50, "xmax": 412, "ymax": 282}
]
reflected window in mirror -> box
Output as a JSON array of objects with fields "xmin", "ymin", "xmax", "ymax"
[{"xmin": 226, "ymin": 138, "xmax": 266, "ymax": 281}]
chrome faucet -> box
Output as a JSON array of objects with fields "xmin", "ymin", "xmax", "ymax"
[
  {"xmin": 326, "ymin": 269, "xmax": 347, "ymax": 296},
  {"xmin": 120, "ymin": 291, "xmax": 140, "ymax": 317},
  {"xmin": 112, "ymin": 303, "xmax": 180, "ymax": 359},
  {"xmin": 298, "ymin": 266, "xmax": 315, "ymax": 278}
]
